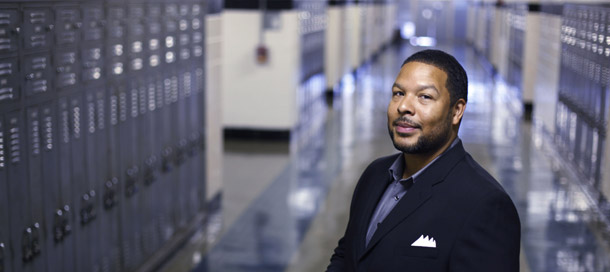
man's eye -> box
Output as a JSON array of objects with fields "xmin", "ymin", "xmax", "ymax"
[
  {"xmin": 420, "ymin": 94, "xmax": 432, "ymax": 99},
  {"xmin": 393, "ymin": 92, "xmax": 404, "ymax": 96}
]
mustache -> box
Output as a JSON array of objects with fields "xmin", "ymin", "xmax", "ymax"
[{"xmin": 392, "ymin": 117, "xmax": 421, "ymax": 128}]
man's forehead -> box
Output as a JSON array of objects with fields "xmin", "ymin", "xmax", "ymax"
[{"xmin": 395, "ymin": 62, "xmax": 448, "ymax": 87}]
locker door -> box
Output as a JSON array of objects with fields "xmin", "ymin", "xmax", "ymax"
[
  {"xmin": 194, "ymin": 65, "xmax": 205, "ymax": 211},
  {"xmin": 0, "ymin": 117, "xmax": 13, "ymax": 272},
  {"xmin": 56, "ymin": 98, "xmax": 75, "ymax": 272},
  {"xmin": 157, "ymin": 71, "xmax": 176, "ymax": 242},
  {"xmin": 25, "ymin": 107, "xmax": 46, "ymax": 272},
  {"xmin": 117, "ymin": 82, "xmax": 137, "ymax": 271},
  {"xmin": 5, "ymin": 111, "xmax": 33, "ymax": 272},
  {"xmin": 40, "ymin": 104, "xmax": 63, "ymax": 272},
  {"xmin": 68, "ymin": 94, "xmax": 91, "ymax": 272},
  {"xmin": 83, "ymin": 90, "xmax": 101, "ymax": 272},
  {"xmin": 142, "ymin": 75, "xmax": 160, "ymax": 254},
  {"xmin": 105, "ymin": 85, "xmax": 121, "ymax": 272}
]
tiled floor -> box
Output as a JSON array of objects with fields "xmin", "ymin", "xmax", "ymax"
[{"xmin": 164, "ymin": 42, "xmax": 610, "ymax": 271}]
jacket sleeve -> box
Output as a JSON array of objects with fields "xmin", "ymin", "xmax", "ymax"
[
  {"xmin": 326, "ymin": 160, "xmax": 375, "ymax": 272},
  {"xmin": 326, "ymin": 236, "xmax": 347, "ymax": 272},
  {"xmin": 449, "ymin": 191, "xmax": 521, "ymax": 272}
]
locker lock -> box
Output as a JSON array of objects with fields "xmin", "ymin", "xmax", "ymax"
[
  {"xmin": 80, "ymin": 191, "xmax": 97, "ymax": 226},
  {"xmin": 161, "ymin": 147, "xmax": 174, "ymax": 173},
  {"xmin": 125, "ymin": 167, "xmax": 139, "ymax": 198},
  {"xmin": 103, "ymin": 178, "xmax": 119, "ymax": 210},
  {"xmin": 144, "ymin": 156, "xmax": 158, "ymax": 186}
]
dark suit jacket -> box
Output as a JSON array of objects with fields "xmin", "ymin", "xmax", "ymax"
[{"xmin": 327, "ymin": 141, "xmax": 521, "ymax": 271}]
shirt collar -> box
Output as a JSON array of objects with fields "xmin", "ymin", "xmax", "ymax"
[{"xmin": 388, "ymin": 137, "xmax": 461, "ymax": 183}]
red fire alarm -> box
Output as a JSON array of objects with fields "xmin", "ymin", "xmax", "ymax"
[{"xmin": 256, "ymin": 45, "xmax": 269, "ymax": 64}]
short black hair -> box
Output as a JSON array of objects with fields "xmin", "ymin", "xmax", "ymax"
[{"xmin": 402, "ymin": 49, "xmax": 468, "ymax": 105}]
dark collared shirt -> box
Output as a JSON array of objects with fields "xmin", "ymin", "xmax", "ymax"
[{"xmin": 365, "ymin": 138, "xmax": 461, "ymax": 246}]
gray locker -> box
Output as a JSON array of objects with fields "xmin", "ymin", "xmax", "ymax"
[
  {"xmin": 0, "ymin": 1, "xmax": 207, "ymax": 271},
  {"xmin": 54, "ymin": 49, "xmax": 79, "ymax": 91},
  {"xmin": 40, "ymin": 104, "xmax": 63, "ymax": 272},
  {"xmin": 0, "ymin": 8, "xmax": 20, "ymax": 53},
  {"xmin": 55, "ymin": 6, "xmax": 81, "ymax": 46},
  {"xmin": 23, "ymin": 54, "xmax": 51, "ymax": 97},
  {"xmin": 82, "ymin": 4, "xmax": 103, "ymax": 42},
  {"xmin": 104, "ymin": 84, "xmax": 122, "ymax": 272},
  {"xmin": 25, "ymin": 107, "xmax": 46, "ymax": 272},
  {"xmin": 118, "ymin": 82, "xmax": 139, "ymax": 270},
  {"xmin": 84, "ymin": 89, "xmax": 102, "ymax": 272},
  {"xmin": 5, "ymin": 110, "xmax": 34, "ymax": 272},
  {"xmin": 68, "ymin": 94, "xmax": 92, "ymax": 272},
  {"xmin": 0, "ymin": 117, "xmax": 12, "ymax": 272},
  {"xmin": 23, "ymin": 8, "xmax": 53, "ymax": 50},
  {"xmin": 0, "ymin": 57, "xmax": 19, "ymax": 104},
  {"xmin": 56, "ymin": 98, "xmax": 75, "ymax": 272}
]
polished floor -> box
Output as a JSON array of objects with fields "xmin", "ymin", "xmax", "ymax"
[{"xmin": 162, "ymin": 42, "xmax": 610, "ymax": 272}]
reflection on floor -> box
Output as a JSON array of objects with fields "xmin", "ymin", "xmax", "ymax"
[{"xmin": 162, "ymin": 42, "xmax": 610, "ymax": 272}]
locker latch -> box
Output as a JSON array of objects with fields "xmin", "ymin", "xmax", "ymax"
[
  {"xmin": 144, "ymin": 156, "xmax": 158, "ymax": 186},
  {"xmin": 125, "ymin": 166, "xmax": 139, "ymax": 198},
  {"xmin": 80, "ymin": 191, "xmax": 97, "ymax": 225},
  {"xmin": 31, "ymin": 223, "xmax": 41, "ymax": 257},
  {"xmin": 53, "ymin": 206, "xmax": 72, "ymax": 243},
  {"xmin": 104, "ymin": 178, "xmax": 119, "ymax": 210},
  {"xmin": 22, "ymin": 227, "xmax": 32, "ymax": 262},
  {"xmin": 161, "ymin": 147, "xmax": 173, "ymax": 173},
  {"xmin": 175, "ymin": 139, "xmax": 187, "ymax": 166},
  {"xmin": 0, "ymin": 242, "xmax": 5, "ymax": 272}
]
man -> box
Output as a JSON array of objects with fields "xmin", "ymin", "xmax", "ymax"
[{"xmin": 327, "ymin": 49, "xmax": 521, "ymax": 271}]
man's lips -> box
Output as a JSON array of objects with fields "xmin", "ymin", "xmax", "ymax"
[
  {"xmin": 395, "ymin": 124, "xmax": 418, "ymax": 134},
  {"xmin": 393, "ymin": 120, "xmax": 420, "ymax": 134}
]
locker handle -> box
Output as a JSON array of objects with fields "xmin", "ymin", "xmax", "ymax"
[
  {"xmin": 144, "ymin": 156, "xmax": 157, "ymax": 186},
  {"xmin": 125, "ymin": 167, "xmax": 139, "ymax": 198},
  {"xmin": 0, "ymin": 242, "xmax": 5, "ymax": 272},
  {"xmin": 104, "ymin": 178, "xmax": 119, "ymax": 210},
  {"xmin": 31, "ymin": 223, "xmax": 41, "ymax": 256},
  {"xmin": 62, "ymin": 205, "xmax": 72, "ymax": 236},
  {"xmin": 161, "ymin": 148, "xmax": 173, "ymax": 173},
  {"xmin": 53, "ymin": 209, "xmax": 64, "ymax": 243},
  {"xmin": 80, "ymin": 191, "xmax": 97, "ymax": 225},
  {"xmin": 22, "ymin": 227, "xmax": 33, "ymax": 262}
]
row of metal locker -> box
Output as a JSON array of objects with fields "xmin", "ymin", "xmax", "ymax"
[
  {"xmin": 0, "ymin": 0, "xmax": 207, "ymax": 272},
  {"xmin": 467, "ymin": 2, "xmax": 610, "ymax": 209},
  {"xmin": 556, "ymin": 4, "xmax": 609, "ymax": 190}
]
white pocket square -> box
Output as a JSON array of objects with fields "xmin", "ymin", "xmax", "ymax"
[{"xmin": 411, "ymin": 235, "xmax": 436, "ymax": 248}]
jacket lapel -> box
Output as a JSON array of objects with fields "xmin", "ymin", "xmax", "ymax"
[
  {"xmin": 358, "ymin": 141, "xmax": 467, "ymax": 261},
  {"xmin": 355, "ymin": 158, "xmax": 397, "ymax": 259}
]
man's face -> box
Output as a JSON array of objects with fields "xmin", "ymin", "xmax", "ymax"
[{"xmin": 387, "ymin": 61, "xmax": 460, "ymax": 154}]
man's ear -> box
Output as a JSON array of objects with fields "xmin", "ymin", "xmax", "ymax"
[{"xmin": 452, "ymin": 98, "xmax": 466, "ymax": 126}]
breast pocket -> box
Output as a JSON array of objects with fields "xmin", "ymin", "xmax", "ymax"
[{"xmin": 396, "ymin": 246, "xmax": 439, "ymax": 259}]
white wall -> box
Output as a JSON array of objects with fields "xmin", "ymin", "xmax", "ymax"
[
  {"xmin": 533, "ymin": 13, "xmax": 561, "ymax": 135},
  {"xmin": 521, "ymin": 12, "xmax": 541, "ymax": 104},
  {"xmin": 347, "ymin": 5, "xmax": 363, "ymax": 70},
  {"xmin": 325, "ymin": 7, "xmax": 346, "ymax": 90},
  {"xmin": 222, "ymin": 10, "xmax": 300, "ymax": 130},
  {"xmin": 205, "ymin": 14, "xmax": 223, "ymax": 202}
]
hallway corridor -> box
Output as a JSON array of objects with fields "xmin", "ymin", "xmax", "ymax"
[{"xmin": 168, "ymin": 42, "xmax": 610, "ymax": 272}]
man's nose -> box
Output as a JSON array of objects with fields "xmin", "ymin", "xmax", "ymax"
[{"xmin": 397, "ymin": 96, "xmax": 414, "ymax": 115}]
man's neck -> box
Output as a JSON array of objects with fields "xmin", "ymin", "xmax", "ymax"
[{"xmin": 401, "ymin": 136, "xmax": 457, "ymax": 179}]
